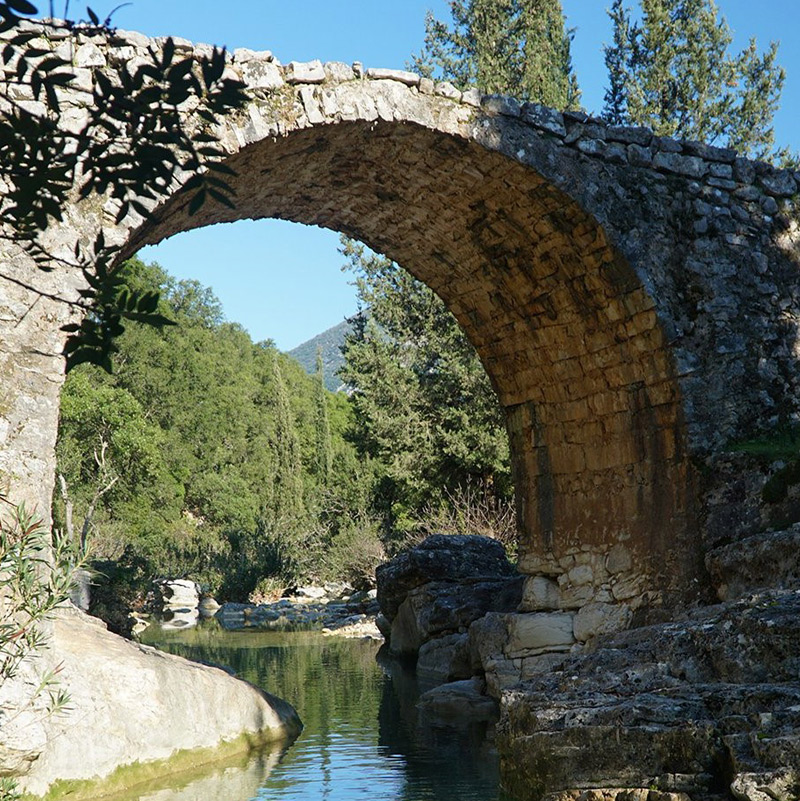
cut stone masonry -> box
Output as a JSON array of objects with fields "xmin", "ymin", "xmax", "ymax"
[{"xmin": 1, "ymin": 19, "xmax": 800, "ymax": 657}]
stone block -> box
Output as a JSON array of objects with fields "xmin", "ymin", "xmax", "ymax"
[
  {"xmin": 481, "ymin": 94, "xmax": 520, "ymax": 117},
  {"xmin": 519, "ymin": 575, "xmax": 560, "ymax": 611},
  {"xmin": 682, "ymin": 140, "xmax": 736, "ymax": 163},
  {"xmin": 233, "ymin": 48, "xmax": 274, "ymax": 63},
  {"xmin": 573, "ymin": 601, "xmax": 632, "ymax": 642},
  {"xmin": 461, "ymin": 88, "xmax": 482, "ymax": 107},
  {"xmin": 298, "ymin": 86, "xmax": 324, "ymax": 124},
  {"xmin": 435, "ymin": 81, "xmax": 461, "ymax": 100},
  {"xmin": 521, "ymin": 102, "xmax": 566, "ymax": 136},
  {"xmin": 366, "ymin": 67, "xmax": 419, "ymax": 86},
  {"xmin": 241, "ymin": 60, "xmax": 283, "ymax": 90},
  {"xmin": 505, "ymin": 612, "xmax": 575, "ymax": 657},
  {"xmin": 652, "ymin": 152, "xmax": 708, "ymax": 178},
  {"xmin": 760, "ymin": 170, "xmax": 797, "ymax": 197},
  {"xmin": 606, "ymin": 544, "xmax": 632, "ymax": 574},
  {"xmin": 323, "ymin": 61, "xmax": 353, "ymax": 82},
  {"xmin": 285, "ymin": 59, "xmax": 325, "ymax": 84},
  {"xmin": 74, "ymin": 42, "xmax": 106, "ymax": 68},
  {"xmin": 607, "ymin": 125, "xmax": 652, "ymax": 146}
]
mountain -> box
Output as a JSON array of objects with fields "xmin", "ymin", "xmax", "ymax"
[{"xmin": 287, "ymin": 317, "xmax": 357, "ymax": 391}]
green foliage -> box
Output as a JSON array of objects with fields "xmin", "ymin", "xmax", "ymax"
[
  {"xmin": 0, "ymin": 501, "xmax": 83, "ymax": 681},
  {"xmin": 728, "ymin": 426, "xmax": 800, "ymax": 505},
  {"xmin": 0, "ymin": 499, "xmax": 83, "ymax": 801},
  {"xmin": 603, "ymin": 0, "xmax": 786, "ymax": 159},
  {"xmin": 313, "ymin": 348, "xmax": 333, "ymax": 483},
  {"xmin": 411, "ymin": 0, "xmax": 580, "ymax": 108},
  {"xmin": 55, "ymin": 258, "xmax": 385, "ymax": 606},
  {"xmin": 339, "ymin": 238, "xmax": 513, "ymax": 539}
]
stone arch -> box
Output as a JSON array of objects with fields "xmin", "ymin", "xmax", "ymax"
[
  {"xmin": 3, "ymin": 26, "xmax": 800, "ymax": 615},
  {"xmin": 123, "ymin": 116, "xmax": 696, "ymax": 609}
]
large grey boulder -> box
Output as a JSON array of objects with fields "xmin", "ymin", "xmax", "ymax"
[
  {"xmin": 3, "ymin": 606, "xmax": 301, "ymax": 796},
  {"xmin": 388, "ymin": 576, "xmax": 524, "ymax": 657},
  {"xmin": 376, "ymin": 534, "xmax": 517, "ymax": 620}
]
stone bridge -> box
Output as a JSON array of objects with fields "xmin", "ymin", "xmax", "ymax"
[{"xmin": 2, "ymin": 21, "xmax": 800, "ymax": 620}]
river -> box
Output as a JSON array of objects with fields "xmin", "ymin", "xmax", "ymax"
[{"xmin": 135, "ymin": 620, "xmax": 513, "ymax": 801}]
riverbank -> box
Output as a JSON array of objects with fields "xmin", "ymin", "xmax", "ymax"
[
  {"xmin": 6, "ymin": 606, "xmax": 301, "ymax": 798},
  {"xmin": 131, "ymin": 582, "xmax": 385, "ymax": 642}
]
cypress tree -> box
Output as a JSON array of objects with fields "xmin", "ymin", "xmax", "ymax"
[
  {"xmin": 271, "ymin": 356, "xmax": 303, "ymax": 522},
  {"xmin": 603, "ymin": 0, "xmax": 785, "ymax": 159},
  {"xmin": 313, "ymin": 347, "xmax": 333, "ymax": 484},
  {"xmin": 412, "ymin": 0, "xmax": 580, "ymax": 108}
]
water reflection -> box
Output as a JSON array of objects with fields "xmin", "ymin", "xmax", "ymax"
[{"xmin": 139, "ymin": 621, "xmax": 512, "ymax": 801}]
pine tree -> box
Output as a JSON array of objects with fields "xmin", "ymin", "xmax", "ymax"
[
  {"xmin": 313, "ymin": 347, "xmax": 333, "ymax": 484},
  {"xmin": 340, "ymin": 239, "xmax": 512, "ymax": 530},
  {"xmin": 412, "ymin": 0, "xmax": 580, "ymax": 108},
  {"xmin": 603, "ymin": 0, "xmax": 785, "ymax": 159}
]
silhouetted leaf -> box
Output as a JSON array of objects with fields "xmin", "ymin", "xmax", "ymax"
[
  {"xmin": 188, "ymin": 189, "xmax": 206, "ymax": 216},
  {"xmin": 6, "ymin": 0, "xmax": 37, "ymax": 15}
]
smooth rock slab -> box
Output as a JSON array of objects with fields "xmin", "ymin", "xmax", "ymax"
[{"xmin": 9, "ymin": 606, "xmax": 300, "ymax": 796}]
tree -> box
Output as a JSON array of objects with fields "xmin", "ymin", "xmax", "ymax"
[
  {"xmin": 313, "ymin": 347, "xmax": 333, "ymax": 483},
  {"xmin": 412, "ymin": 0, "xmax": 580, "ymax": 108},
  {"xmin": 603, "ymin": 0, "xmax": 786, "ymax": 159},
  {"xmin": 340, "ymin": 239, "xmax": 512, "ymax": 534}
]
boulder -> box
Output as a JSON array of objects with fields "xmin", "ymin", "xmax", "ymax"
[
  {"xmin": 5, "ymin": 606, "xmax": 301, "ymax": 796},
  {"xmin": 376, "ymin": 535, "xmax": 517, "ymax": 620},
  {"xmin": 417, "ymin": 678, "xmax": 499, "ymax": 723},
  {"xmin": 153, "ymin": 578, "xmax": 200, "ymax": 611},
  {"xmin": 417, "ymin": 633, "xmax": 472, "ymax": 683},
  {"xmin": 387, "ymin": 576, "xmax": 524, "ymax": 657}
]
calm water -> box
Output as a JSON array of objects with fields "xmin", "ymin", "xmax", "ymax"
[{"xmin": 137, "ymin": 621, "xmax": 513, "ymax": 801}]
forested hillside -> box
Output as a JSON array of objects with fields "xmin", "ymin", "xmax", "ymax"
[
  {"xmin": 55, "ymin": 258, "xmax": 380, "ymax": 607},
  {"xmin": 55, "ymin": 256, "xmax": 514, "ymax": 615}
]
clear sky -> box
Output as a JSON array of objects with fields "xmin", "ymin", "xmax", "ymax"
[{"xmin": 116, "ymin": 1, "xmax": 800, "ymax": 350}]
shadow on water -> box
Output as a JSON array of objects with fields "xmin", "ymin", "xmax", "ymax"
[{"xmin": 139, "ymin": 620, "xmax": 513, "ymax": 801}]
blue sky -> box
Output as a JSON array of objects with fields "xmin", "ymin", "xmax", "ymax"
[{"xmin": 118, "ymin": 1, "xmax": 800, "ymax": 350}]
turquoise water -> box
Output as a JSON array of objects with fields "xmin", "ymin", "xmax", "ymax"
[{"xmin": 139, "ymin": 622, "xmax": 512, "ymax": 801}]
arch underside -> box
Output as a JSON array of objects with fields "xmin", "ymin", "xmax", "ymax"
[{"xmin": 127, "ymin": 119, "xmax": 701, "ymax": 602}]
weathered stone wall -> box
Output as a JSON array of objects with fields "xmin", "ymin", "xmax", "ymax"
[{"xmin": 2, "ymin": 21, "xmax": 800, "ymax": 617}]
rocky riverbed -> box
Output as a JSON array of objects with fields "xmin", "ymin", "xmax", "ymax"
[
  {"xmin": 375, "ymin": 533, "xmax": 800, "ymax": 801},
  {"xmin": 136, "ymin": 580, "xmax": 384, "ymax": 642}
]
